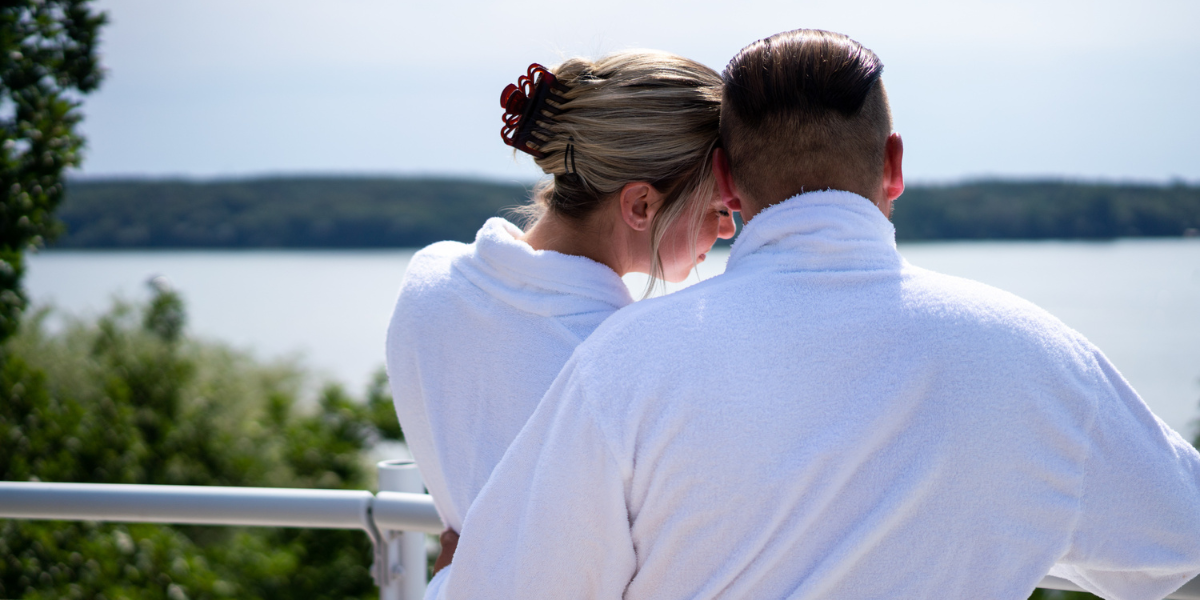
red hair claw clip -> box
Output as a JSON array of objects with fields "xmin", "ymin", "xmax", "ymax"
[{"xmin": 500, "ymin": 63, "xmax": 571, "ymax": 158}]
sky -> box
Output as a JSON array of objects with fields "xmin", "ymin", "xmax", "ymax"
[{"xmin": 77, "ymin": 0, "xmax": 1200, "ymax": 185}]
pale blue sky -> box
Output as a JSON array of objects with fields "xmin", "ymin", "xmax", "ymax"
[{"xmin": 77, "ymin": 0, "xmax": 1200, "ymax": 184}]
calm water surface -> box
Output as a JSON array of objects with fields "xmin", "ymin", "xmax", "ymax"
[{"xmin": 30, "ymin": 238, "xmax": 1200, "ymax": 438}]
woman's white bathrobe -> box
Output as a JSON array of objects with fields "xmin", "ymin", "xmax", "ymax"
[
  {"xmin": 436, "ymin": 191, "xmax": 1200, "ymax": 600},
  {"xmin": 385, "ymin": 217, "xmax": 632, "ymax": 533}
]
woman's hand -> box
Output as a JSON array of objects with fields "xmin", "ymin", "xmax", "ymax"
[{"xmin": 433, "ymin": 528, "xmax": 459, "ymax": 575}]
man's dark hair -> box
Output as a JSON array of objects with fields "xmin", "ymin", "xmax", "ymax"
[{"xmin": 721, "ymin": 29, "xmax": 892, "ymax": 208}]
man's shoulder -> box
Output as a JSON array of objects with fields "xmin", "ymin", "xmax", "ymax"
[
  {"xmin": 902, "ymin": 265, "xmax": 1056, "ymax": 318},
  {"xmin": 900, "ymin": 264, "xmax": 1092, "ymax": 355}
]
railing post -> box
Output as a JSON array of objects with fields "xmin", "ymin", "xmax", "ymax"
[{"xmin": 377, "ymin": 459, "xmax": 429, "ymax": 600}]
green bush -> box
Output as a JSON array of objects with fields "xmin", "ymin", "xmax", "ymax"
[{"xmin": 0, "ymin": 288, "xmax": 402, "ymax": 599}]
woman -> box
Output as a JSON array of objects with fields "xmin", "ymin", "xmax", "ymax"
[{"xmin": 384, "ymin": 50, "xmax": 734, "ymax": 570}]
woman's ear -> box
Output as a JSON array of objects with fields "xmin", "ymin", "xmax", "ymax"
[
  {"xmin": 618, "ymin": 182, "xmax": 660, "ymax": 232},
  {"xmin": 712, "ymin": 148, "xmax": 743, "ymax": 213}
]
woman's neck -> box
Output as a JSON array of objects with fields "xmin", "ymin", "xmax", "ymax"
[{"xmin": 520, "ymin": 209, "xmax": 631, "ymax": 276}]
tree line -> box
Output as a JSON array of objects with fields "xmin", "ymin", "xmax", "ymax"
[{"xmin": 54, "ymin": 177, "xmax": 1200, "ymax": 249}]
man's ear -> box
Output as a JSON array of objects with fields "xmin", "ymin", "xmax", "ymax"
[
  {"xmin": 618, "ymin": 182, "xmax": 659, "ymax": 232},
  {"xmin": 712, "ymin": 148, "xmax": 743, "ymax": 212},
  {"xmin": 883, "ymin": 133, "xmax": 904, "ymax": 202}
]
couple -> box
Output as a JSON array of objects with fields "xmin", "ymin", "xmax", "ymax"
[{"xmin": 387, "ymin": 30, "xmax": 1200, "ymax": 600}]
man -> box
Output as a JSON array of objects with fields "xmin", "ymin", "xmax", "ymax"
[{"xmin": 431, "ymin": 30, "xmax": 1200, "ymax": 600}]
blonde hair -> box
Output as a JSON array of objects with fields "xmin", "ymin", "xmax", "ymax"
[{"xmin": 512, "ymin": 50, "xmax": 722, "ymax": 288}]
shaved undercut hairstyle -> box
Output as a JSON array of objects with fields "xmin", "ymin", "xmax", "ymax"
[{"xmin": 721, "ymin": 29, "xmax": 893, "ymax": 209}]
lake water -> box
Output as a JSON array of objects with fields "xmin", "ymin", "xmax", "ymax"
[{"xmin": 30, "ymin": 238, "xmax": 1200, "ymax": 439}]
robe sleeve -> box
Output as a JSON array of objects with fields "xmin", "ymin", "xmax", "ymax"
[
  {"xmin": 430, "ymin": 356, "xmax": 637, "ymax": 600},
  {"xmin": 1049, "ymin": 349, "xmax": 1200, "ymax": 600}
]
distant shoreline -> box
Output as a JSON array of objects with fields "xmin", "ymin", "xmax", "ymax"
[
  {"xmin": 35, "ymin": 237, "xmax": 1200, "ymax": 254},
  {"xmin": 55, "ymin": 177, "xmax": 1200, "ymax": 249}
]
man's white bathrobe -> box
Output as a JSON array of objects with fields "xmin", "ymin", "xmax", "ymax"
[
  {"xmin": 385, "ymin": 217, "xmax": 632, "ymax": 533},
  {"xmin": 435, "ymin": 191, "xmax": 1200, "ymax": 600}
]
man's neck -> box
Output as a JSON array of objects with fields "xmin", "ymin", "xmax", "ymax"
[{"xmin": 743, "ymin": 186, "xmax": 888, "ymax": 223}]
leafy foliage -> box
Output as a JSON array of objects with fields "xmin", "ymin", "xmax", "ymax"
[
  {"xmin": 0, "ymin": 0, "xmax": 105, "ymax": 341},
  {"xmin": 1028, "ymin": 590, "xmax": 1099, "ymax": 600},
  {"xmin": 0, "ymin": 289, "xmax": 403, "ymax": 599}
]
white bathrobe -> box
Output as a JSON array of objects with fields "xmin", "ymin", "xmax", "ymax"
[
  {"xmin": 435, "ymin": 191, "xmax": 1200, "ymax": 600},
  {"xmin": 385, "ymin": 217, "xmax": 632, "ymax": 533}
]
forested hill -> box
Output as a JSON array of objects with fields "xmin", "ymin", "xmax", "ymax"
[
  {"xmin": 891, "ymin": 180, "xmax": 1200, "ymax": 241},
  {"xmin": 54, "ymin": 177, "xmax": 1200, "ymax": 248},
  {"xmin": 57, "ymin": 177, "xmax": 531, "ymax": 249}
]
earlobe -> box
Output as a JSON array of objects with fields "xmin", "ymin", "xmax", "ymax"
[{"xmin": 712, "ymin": 148, "xmax": 743, "ymax": 212}]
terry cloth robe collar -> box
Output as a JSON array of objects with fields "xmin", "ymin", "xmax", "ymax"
[
  {"xmin": 727, "ymin": 189, "xmax": 904, "ymax": 275},
  {"xmin": 452, "ymin": 217, "xmax": 633, "ymax": 318}
]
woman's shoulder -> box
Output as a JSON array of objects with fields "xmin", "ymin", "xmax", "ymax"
[
  {"xmin": 412, "ymin": 239, "xmax": 472, "ymax": 265},
  {"xmin": 400, "ymin": 239, "xmax": 475, "ymax": 295},
  {"xmin": 403, "ymin": 218, "xmax": 517, "ymax": 285}
]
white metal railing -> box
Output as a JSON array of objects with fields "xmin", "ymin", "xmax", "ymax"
[
  {"xmin": 2, "ymin": 460, "xmax": 1198, "ymax": 600},
  {"xmin": 0, "ymin": 459, "xmax": 440, "ymax": 600},
  {"xmin": 0, "ymin": 482, "xmax": 379, "ymax": 528}
]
